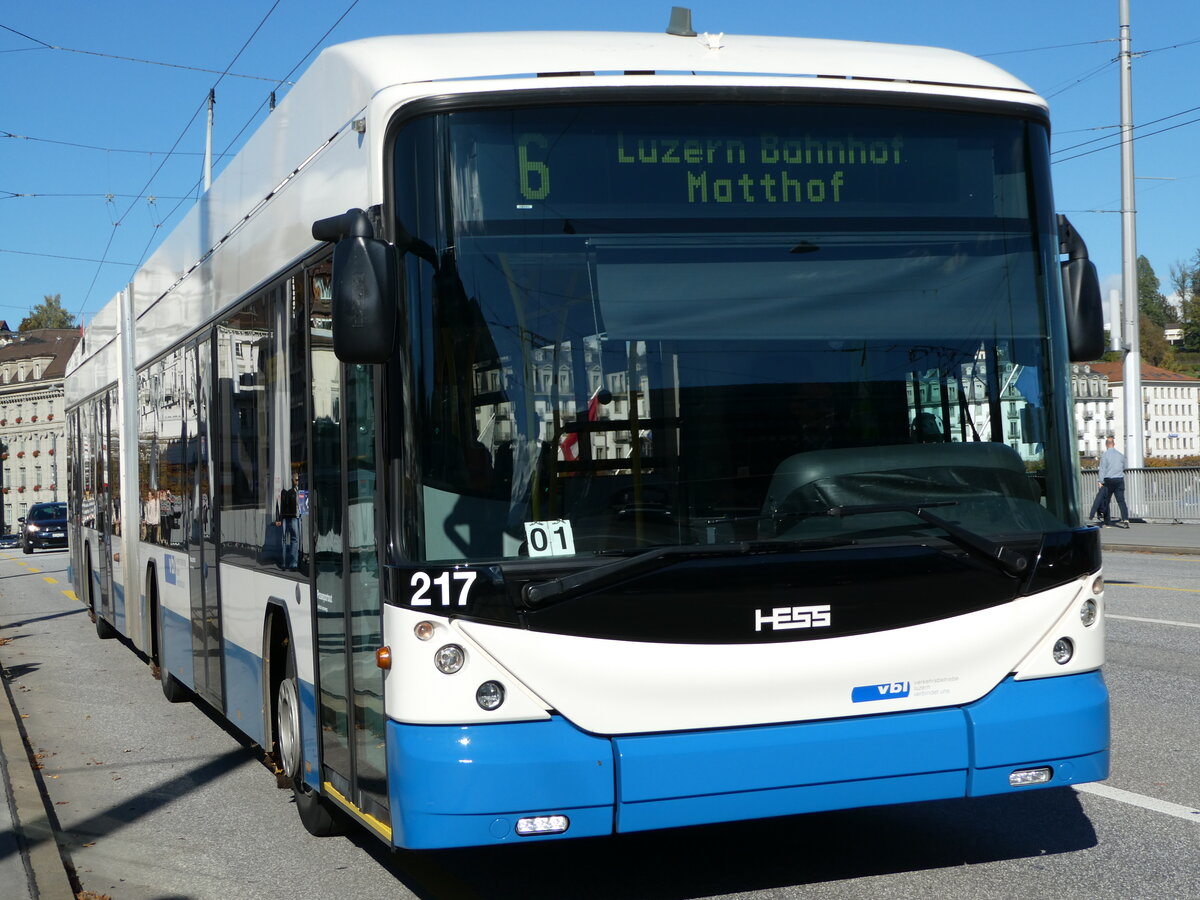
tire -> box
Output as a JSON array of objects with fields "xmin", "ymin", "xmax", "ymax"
[
  {"xmin": 84, "ymin": 553, "xmax": 118, "ymax": 639},
  {"xmin": 22, "ymin": 541, "xmax": 32, "ymax": 555},
  {"xmin": 277, "ymin": 647, "xmax": 345, "ymax": 837},
  {"xmin": 161, "ymin": 665, "xmax": 190, "ymax": 703},
  {"xmin": 92, "ymin": 559, "xmax": 118, "ymax": 640},
  {"xmin": 95, "ymin": 612, "xmax": 118, "ymax": 640},
  {"xmin": 155, "ymin": 596, "xmax": 190, "ymax": 703}
]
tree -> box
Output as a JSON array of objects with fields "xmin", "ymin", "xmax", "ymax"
[
  {"xmin": 1137, "ymin": 255, "xmax": 1177, "ymax": 327},
  {"xmin": 1172, "ymin": 251, "xmax": 1200, "ymax": 351},
  {"xmin": 1139, "ymin": 312, "xmax": 1174, "ymax": 368},
  {"xmin": 19, "ymin": 294, "xmax": 76, "ymax": 331}
]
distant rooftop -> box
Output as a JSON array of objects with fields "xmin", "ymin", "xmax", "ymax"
[{"xmin": 1087, "ymin": 361, "xmax": 1200, "ymax": 385}]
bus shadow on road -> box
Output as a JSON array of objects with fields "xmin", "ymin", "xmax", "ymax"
[
  {"xmin": 0, "ymin": 744, "xmax": 256, "ymax": 873},
  {"xmin": 0, "ymin": 606, "xmax": 86, "ymax": 632},
  {"xmin": 376, "ymin": 789, "xmax": 1097, "ymax": 899}
]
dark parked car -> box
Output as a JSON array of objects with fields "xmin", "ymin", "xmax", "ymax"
[
  {"xmin": 20, "ymin": 501, "xmax": 68, "ymax": 553},
  {"xmin": 0, "ymin": 533, "xmax": 19, "ymax": 550}
]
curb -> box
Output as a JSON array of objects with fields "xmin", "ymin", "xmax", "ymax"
[
  {"xmin": 0, "ymin": 662, "xmax": 77, "ymax": 900},
  {"xmin": 1100, "ymin": 543, "xmax": 1200, "ymax": 555}
]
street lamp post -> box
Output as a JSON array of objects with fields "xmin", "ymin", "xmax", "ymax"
[
  {"xmin": 0, "ymin": 440, "xmax": 6, "ymax": 534},
  {"xmin": 1119, "ymin": 0, "xmax": 1144, "ymax": 467}
]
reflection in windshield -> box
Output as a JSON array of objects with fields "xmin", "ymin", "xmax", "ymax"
[{"xmin": 394, "ymin": 103, "xmax": 1070, "ymax": 564}]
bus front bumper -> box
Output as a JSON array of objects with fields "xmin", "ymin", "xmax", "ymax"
[{"xmin": 386, "ymin": 670, "xmax": 1109, "ymax": 849}]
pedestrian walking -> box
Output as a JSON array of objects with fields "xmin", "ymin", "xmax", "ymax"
[{"xmin": 1090, "ymin": 436, "xmax": 1130, "ymax": 528}]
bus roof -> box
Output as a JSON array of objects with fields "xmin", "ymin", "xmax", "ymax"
[{"xmin": 313, "ymin": 29, "xmax": 1038, "ymax": 103}]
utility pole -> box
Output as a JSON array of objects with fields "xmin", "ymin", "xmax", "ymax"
[
  {"xmin": 1119, "ymin": 0, "xmax": 1144, "ymax": 466},
  {"xmin": 204, "ymin": 89, "xmax": 215, "ymax": 192}
]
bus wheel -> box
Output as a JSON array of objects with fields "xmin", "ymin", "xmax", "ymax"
[
  {"xmin": 277, "ymin": 650, "xmax": 345, "ymax": 837},
  {"xmin": 95, "ymin": 613, "xmax": 118, "ymax": 640},
  {"xmin": 161, "ymin": 667, "xmax": 189, "ymax": 703},
  {"xmin": 85, "ymin": 552, "xmax": 96, "ymax": 621},
  {"xmin": 88, "ymin": 553, "xmax": 118, "ymax": 639},
  {"xmin": 155, "ymin": 597, "xmax": 189, "ymax": 702}
]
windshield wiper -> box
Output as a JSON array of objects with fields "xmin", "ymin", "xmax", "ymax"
[
  {"xmin": 521, "ymin": 538, "xmax": 849, "ymax": 608},
  {"xmin": 827, "ymin": 502, "xmax": 1029, "ymax": 577}
]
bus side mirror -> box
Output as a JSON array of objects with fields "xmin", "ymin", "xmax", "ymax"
[
  {"xmin": 312, "ymin": 208, "xmax": 397, "ymax": 364},
  {"xmin": 1058, "ymin": 215, "xmax": 1105, "ymax": 362}
]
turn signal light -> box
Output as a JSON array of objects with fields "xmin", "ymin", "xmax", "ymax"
[{"xmin": 375, "ymin": 646, "xmax": 392, "ymax": 670}]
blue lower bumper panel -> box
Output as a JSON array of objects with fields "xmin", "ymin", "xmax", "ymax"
[
  {"xmin": 385, "ymin": 671, "xmax": 1109, "ymax": 849},
  {"xmin": 387, "ymin": 717, "xmax": 615, "ymax": 849}
]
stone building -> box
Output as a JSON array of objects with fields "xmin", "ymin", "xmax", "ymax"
[
  {"xmin": 0, "ymin": 328, "xmax": 81, "ymax": 532},
  {"xmin": 1085, "ymin": 361, "xmax": 1200, "ymax": 461},
  {"xmin": 1071, "ymin": 363, "xmax": 1115, "ymax": 460}
]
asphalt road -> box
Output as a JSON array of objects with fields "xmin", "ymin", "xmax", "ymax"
[{"xmin": 0, "ymin": 547, "xmax": 1196, "ymax": 900}]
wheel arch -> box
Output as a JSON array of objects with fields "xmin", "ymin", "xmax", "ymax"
[
  {"xmin": 83, "ymin": 541, "xmax": 96, "ymax": 614},
  {"xmin": 145, "ymin": 561, "xmax": 161, "ymax": 666}
]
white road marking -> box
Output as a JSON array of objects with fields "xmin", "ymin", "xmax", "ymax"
[
  {"xmin": 1107, "ymin": 613, "xmax": 1200, "ymax": 629},
  {"xmin": 1075, "ymin": 782, "xmax": 1200, "ymax": 824}
]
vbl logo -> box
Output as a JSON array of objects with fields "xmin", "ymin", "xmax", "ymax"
[{"xmin": 851, "ymin": 681, "xmax": 911, "ymax": 703}]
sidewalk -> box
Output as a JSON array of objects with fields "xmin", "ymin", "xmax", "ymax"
[
  {"xmin": 0, "ymin": 660, "xmax": 76, "ymax": 899},
  {"xmin": 1096, "ymin": 519, "xmax": 1200, "ymax": 555}
]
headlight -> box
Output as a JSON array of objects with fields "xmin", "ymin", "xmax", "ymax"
[
  {"xmin": 434, "ymin": 644, "xmax": 465, "ymax": 674},
  {"xmin": 1052, "ymin": 637, "xmax": 1074, "ymax": 665},
  {"xmin": 476, "ymin": 681, "xmax": 505, "ymax": 710},
  {"xmin": 1080, "ymin": 598, "xmax": 1098, "ymax": 627}
]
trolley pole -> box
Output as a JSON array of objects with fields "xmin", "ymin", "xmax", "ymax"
[{"xmin": 1119, "ymin": 0, "xmax": 1144, "ymax": 466}]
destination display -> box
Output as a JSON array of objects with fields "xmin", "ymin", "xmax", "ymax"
[{"xmin": 447, "ymin": 104, "xmax": 1028, "ymax": 225}]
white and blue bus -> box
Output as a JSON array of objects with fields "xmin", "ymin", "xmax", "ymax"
[{"xmin": 65, "ymin": 14, "xmax": 1109, "ymax": 850}]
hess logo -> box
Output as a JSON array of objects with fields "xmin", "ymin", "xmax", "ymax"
[{"xmin": 755, "ymin": 604, "xmax": 832, "ymax": 632}]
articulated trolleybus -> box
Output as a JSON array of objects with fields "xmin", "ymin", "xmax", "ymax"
[{"xmin": 66, "ymin": 12, "xmax": 1109, "ymax": 849}]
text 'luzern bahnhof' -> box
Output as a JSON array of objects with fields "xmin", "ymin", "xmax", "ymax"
[{"xmin": 615, "ymin": 131, "xmax": 905, "ymax": 204}]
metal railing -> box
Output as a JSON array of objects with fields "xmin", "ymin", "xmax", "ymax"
[{"xmin": 1078, "ymin": 467, "xmax": 1200, "ymax": 523}]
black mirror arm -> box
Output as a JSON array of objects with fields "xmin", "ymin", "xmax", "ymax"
[{"xmin": 312, "ymin": 208, "xmax": 375, "ymax": 242}]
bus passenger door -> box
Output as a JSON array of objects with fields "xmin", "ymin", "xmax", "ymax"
[
  {"xmin": 310, "ymin": 280, "xmax": 390, "ymax": 828},
  {"xmin": 186, "ymin": 337, "xmax": 223, "ymax": 707},
  {"xmin": 92, "ymin": 397, "xmax": 115, "ymax": 622}
]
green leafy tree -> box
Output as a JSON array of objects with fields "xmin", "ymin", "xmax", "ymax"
[
  {"xmin": 1137, "ymin": 255, "xmax": 1177, "ymax": 327},
  {"xmin": 19, "ymin": 294, "xmax": 76, "ymax": 331},
  {"xmin": 1139, "ymin": 312, "xmax": 1174, "ymax": 368},
  {"xmin": 1173, "ymin": 252, "xmax": 1200, "ymax": 351}
]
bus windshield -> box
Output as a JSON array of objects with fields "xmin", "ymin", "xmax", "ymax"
[{"xmin": 393, "ymin": 101, "xmax": 1072, "ymax": 564}]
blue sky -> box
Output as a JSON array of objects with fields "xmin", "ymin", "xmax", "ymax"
[{"xmin": 2, "ymin": 1, "xmax": 1198, "ymax": 328}]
